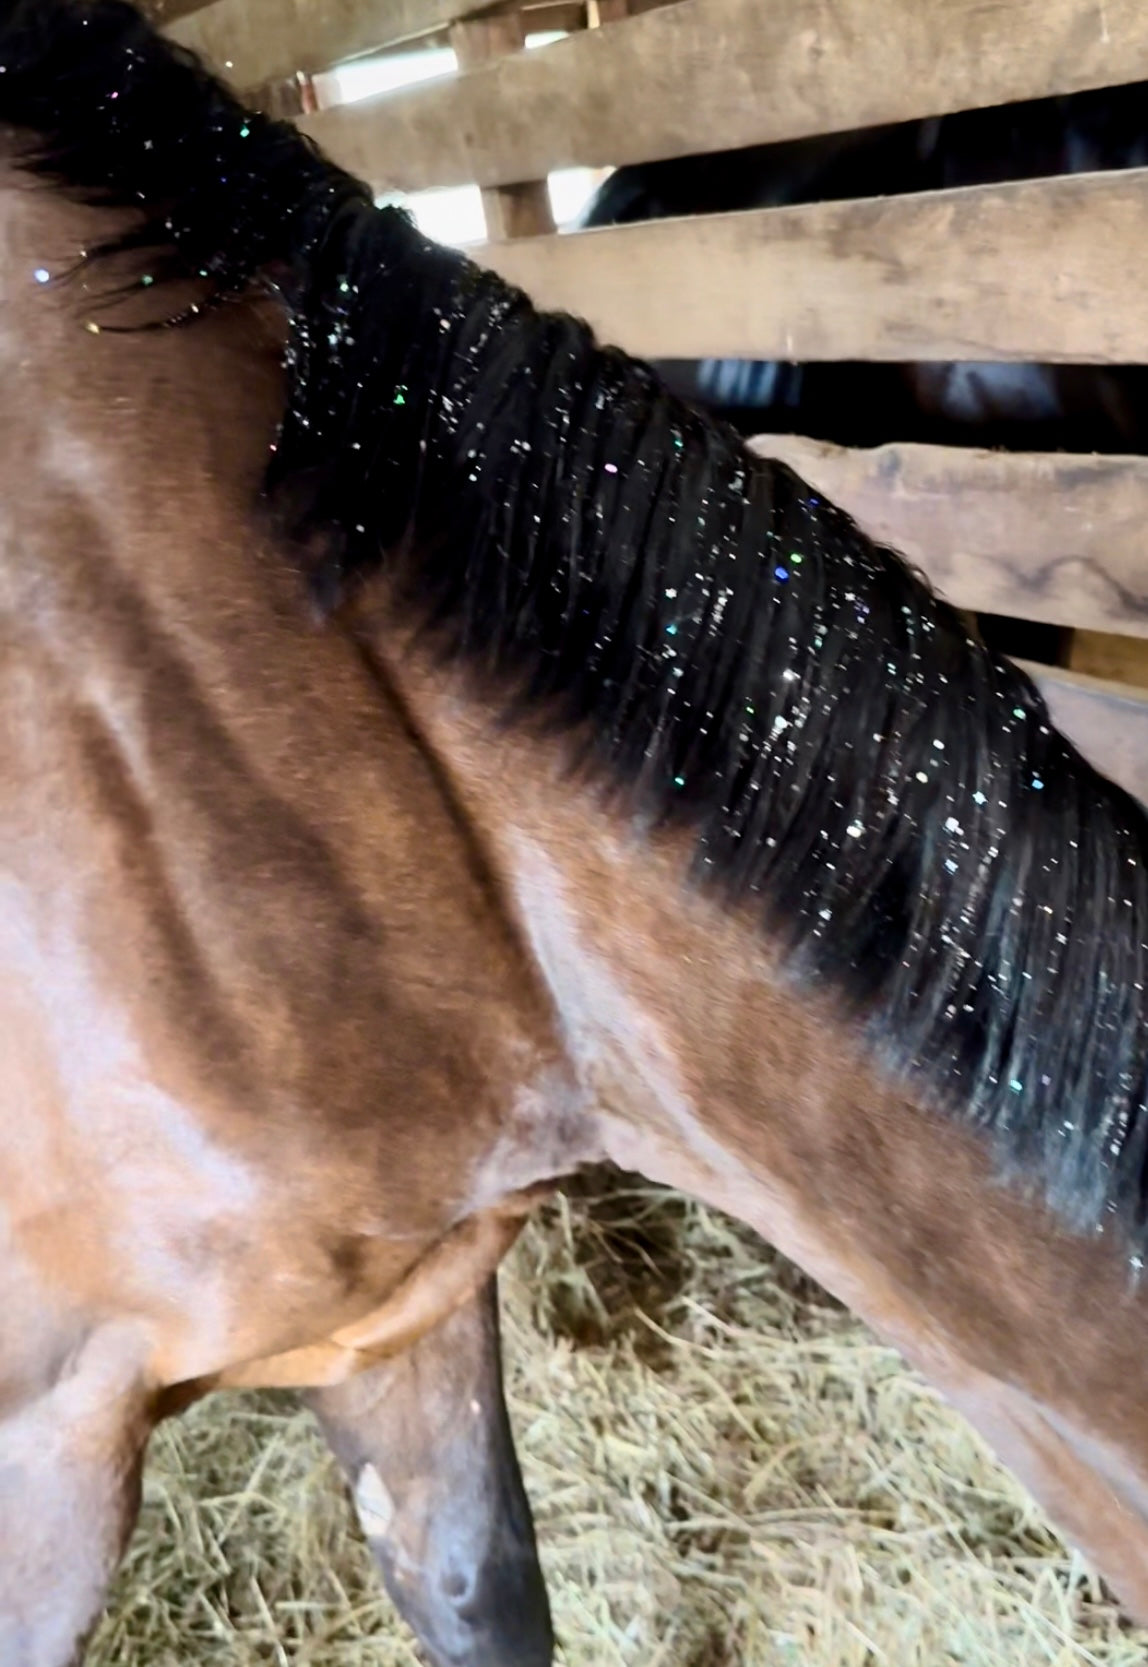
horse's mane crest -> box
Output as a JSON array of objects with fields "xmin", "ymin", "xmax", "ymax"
[{"xmin": 4, "ymin": 0, "xmax": 1148, "ymax": 1251}]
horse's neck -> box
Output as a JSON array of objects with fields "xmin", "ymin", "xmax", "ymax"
[
  {"xmin": 375, "ymin": 627, "xmax": 1148, "ymax": 1553},
  {"xmin": 375, "ymin": 629, "xmax": 994, "ymax": 1255}
]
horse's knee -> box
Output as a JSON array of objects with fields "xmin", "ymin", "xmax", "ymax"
[{"xmin": 0, "ymin": 1328, "xmax": 150, "ymax": 1667}]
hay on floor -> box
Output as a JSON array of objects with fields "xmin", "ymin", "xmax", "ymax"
[{"xmin": 89, "ymin": 1170, "xmax": 1146, "ymax": 1667}]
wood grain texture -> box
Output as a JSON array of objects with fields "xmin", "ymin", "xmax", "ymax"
[
  {"xmin": 141, "ymin": 0, "xmax": 217, "ymax": 23},
  {"xmin": 247, "ymin": 74, "xmax": 311, "ymax": 119},
  {"xmin": 1068, "ymin": 630, "xmax": 1148, "ymax": 688},
  {"xmin": 166, "ymin": 0, "xmax": 505, "ymax": 88},
  {"xmin": 451, "ymin": 11, "xmax": 555, "ymax": 236},
  {"xmin": 1023, "ymin": 663, "xmax": 1148, "ymax": 806},
  {"xmin": 743, "ymin": 436, "xmax": 1148, "ymax": 640},
  {"xmin": 301, "ymin": 0, "xmax": 1148, "ymax": 192},
  {"xmin": 461, "ymin": 170, "xmax": 1148, "ymax": 363}
]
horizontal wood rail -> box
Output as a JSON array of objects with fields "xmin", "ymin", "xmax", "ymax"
[
  {"xmin": 464, "ymin": 171, "xmax": 1148, "ymax": 363},
  {"xmin": 301, "ymin": 0, "xmax": 1148, "ymax": 193}
]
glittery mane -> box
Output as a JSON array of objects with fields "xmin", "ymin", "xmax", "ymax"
[{"xmin": 5, "ymin": 0, "xmax": 1148, "ymax": 1247}]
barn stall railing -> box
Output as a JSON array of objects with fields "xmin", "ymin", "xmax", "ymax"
[{"xmin": 148, "ymin": 0, "xmax": 1148, "ymax": 804}]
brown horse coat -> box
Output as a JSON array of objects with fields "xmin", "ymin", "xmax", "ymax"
[{"xmin": 4, "ymin": 9, "xmax": 1148, "ymax": 1662}]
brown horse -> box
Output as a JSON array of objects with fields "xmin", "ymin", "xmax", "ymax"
[{"xmin": 4, "ymin": 5, "xmax": 1148, "ymax": 1664}]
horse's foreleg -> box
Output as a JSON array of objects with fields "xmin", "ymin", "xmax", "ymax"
[
  {"xmin": 305, "ymin": 1274, "xmax": 553, "ymax": 1667},
  {"xmin": 0, "ymin": 1325, "xmax": 150, "ymax": 1667}
]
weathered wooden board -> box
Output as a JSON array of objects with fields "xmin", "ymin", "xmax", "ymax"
[
  {"xmin": 451, "ymin": 10, "xmax": 555, "ymax": 239},
  {"xmin": 302, "ymin": 0, "xmax": 1148, "ymax": 192},
  {"xmin": 166, "ymin": 0, "xmax": 505, "ymax": 88},
  {"xmin": 1069, "ymin": 630, "xmax": 1148, "ymax": 688},
  {"xmin": 744, "ymin": 436, "xmax": 1148, "ymax": 640},
  {"xmin": 462, "ymin": 171, "xmax": 1148, "ymax": 363},
  {"xmin": 142, "ymin": 0, "xmax": 217, "ymax": 23},
  {"xmin": 1023, "ymin": 663, "xmax": 1148, "ymax": 806}
]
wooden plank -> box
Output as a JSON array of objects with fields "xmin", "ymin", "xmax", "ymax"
[
  {"xmin": 248, "ymin": 73, "xmax": 316, "ymax": 120},
  {"xmin": 743, "ymin": 437, "xmax": 1148, "ymax": 641},
  {"xmin": 166, "ymin": 0, "xmax": 505, "ymax": 90},
  {"xmin": 1068, "ymin": 630, "xmax": 1148, "ymax": 689},
  {"xmin": 451, "ymin": 11, "xmax": 555, "ymax": 238},
  {"xmin": 461, "ymin": 170, "xmax": 1148, "ymax": 363},
  {"xmin": 141, "ymin": 0, "xmax": 217, "ymax": 23},
  {"xmin": 520, "ymin": 1, "xmax": 589, "ymax": 35},
  {"xmin": 301, "ymin": 0, "xmax": 1148, "ymax": 193},
  {"xmin": 473, "ymin": 177, "xmax": 557, "ymax": 237},
  {"xmin": 358, "ymin": 0, "xmax": 590, "ymax": 54},
  {"xmin": 1021, "ymin": 663, "xmax": 1148, "ymax": 806}
]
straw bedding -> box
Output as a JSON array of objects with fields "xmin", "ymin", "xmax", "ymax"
[{"xmin": 89, "ymin": 1170, "xmax": 1146, "ymax": 1667}]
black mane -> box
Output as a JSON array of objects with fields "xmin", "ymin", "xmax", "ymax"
[{"xmin": 4, "ymin": 0, "xmax": 1148, "ymax": 1251}]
